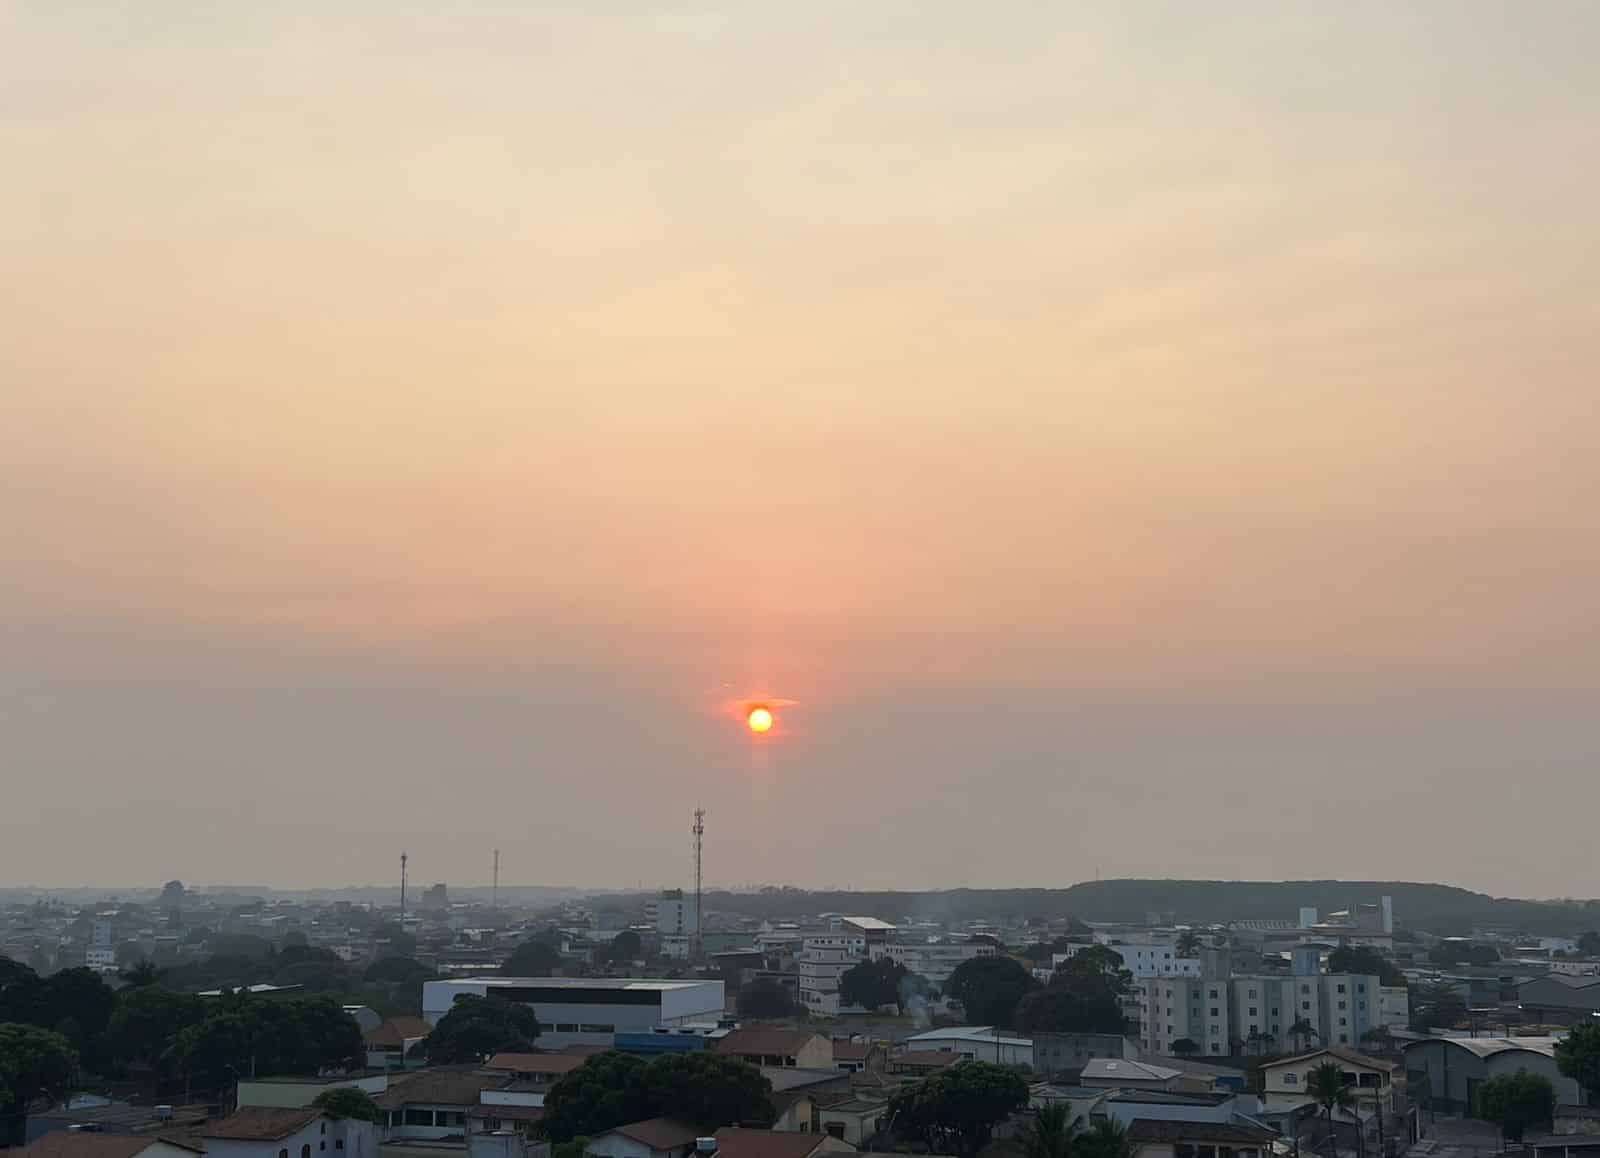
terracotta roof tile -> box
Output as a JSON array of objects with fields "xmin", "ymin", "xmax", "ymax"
[{"xmin": 203, "ymin": 1108, "xmax": 324, "ymax": 1141}]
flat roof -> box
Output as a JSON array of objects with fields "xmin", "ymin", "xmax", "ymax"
[
  {"xmin": 906, "ymin": 1026, "xmax": 1032, "ymax": 1048},
  {"xmin": 432, "ymin": 977, "xmax": 714, "ymax": 991}
]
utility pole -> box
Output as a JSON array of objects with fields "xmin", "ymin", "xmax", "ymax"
[
  {"xmin": 492, "ymin": 848, "xmax": 501, "ymax": 910},
  {"xmin": 692, "ymin": 808, "xmax": 705, "ymax": 963},
  {"xmin": 400, "ymin": 851, "xmax": 408, "ymax": 919}
]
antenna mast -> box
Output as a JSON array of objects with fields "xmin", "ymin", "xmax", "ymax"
[
  {"xmin": 692, "ymin": 808, "xmax": 705, "ymax": 962},
  {"xmin": 399, "ymin": 851, "xmax": 408, "ymax": 919},
  {"xmin": 492, "ymin": 848, "xmax": 501, "ymax": 909}
]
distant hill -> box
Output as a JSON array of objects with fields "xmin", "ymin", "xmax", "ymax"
[{"xmin": 698, "ymin": 880, "xmax": 1600, "ymax": 936}]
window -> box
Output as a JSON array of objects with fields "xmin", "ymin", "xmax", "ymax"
[
  {"xmin": 321, "ymin": 1125, "xmax": 326, "ymax": 1136},
  {"xmin": 405, "ymin": 1110, "xmax": 433, "ymax": 1127},
  {"xmin": 1337, "ymin": 984, "xmax": 1346, "ymax": 994},
  {"xmin": 1357, "ymin": 983, "xmax": 1366, "ymax": 993},
  {"xmin": 1249, "ymin": 1007, "xmax": 1258, "ymax": 1016},
  {"xmin": 336, "ymin": 1143, "xmax": 345, "ymax": 1151},
  {"xmin": 320, "ymin": 1144, "xmax": 325, "ymax": 1152},
  {"xmin": 1302, "ymin": 1001, "xmax": 1311, "ymax": 1011},
  {"xmin": 302, "ymin": 1147, "xmax": 312, "ymax": 1158},
  {"xmin": 1301, "ymin": 984, "xmax": 1311, "ymax": 994},
  {"xmin": 1338, "ymin": 1001, "xmax": 1347, "ymax": 1011},
  {"xmin": 1284, "ymin": 1074, "xmax": 1299, "ymax": 1086},
  {"xmin": 1248, "ymin": 988, "xmax": 1257, "ymax": 998},
  {"xmin": 1271, "ymin": 1008, "xmax": 1279, "ymax": 1017},
  {"xmin": 579, "ymin": 1023, "xmax": 615, "ymax": 1034},
  {"xmin": 1339, "ymin": 1017, "xmax": 1347, "ymax": 1027},
  {"xmin": 1210, "ymin": 989, "xmax": 1219, "ymax": 998},
  {"xmin": 1211, "ymin": 1007, "xmax": 1219, "ymax": 1017},
  {"xmin": 556, "ymin": 1023, "xmax": 579, "ymax": 1033}
]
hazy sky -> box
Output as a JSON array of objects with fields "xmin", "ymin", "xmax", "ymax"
[{"xmin": 4, "ymin": 2, "xmax": 1598, "ymax": 897}]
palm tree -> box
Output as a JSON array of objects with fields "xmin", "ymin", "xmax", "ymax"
[
  {"xmin": 1023, "ymin": 1102, "xmax": 1081, "ymax": 1158},
  {"xmin": 1175, "ymin": 930, "xmax": 1203, "ymax": 958},
  {"xmin": 1076, "ymin": 1119, "xmax": 1133, "ymax": 1158},
  {"xmin": 1289, "ymin": 1019, "xmax": 1318, "ymax": 1053},
  {"xmin": 1307, "ymin": 1061, "xmax": 1356, "ymax": 1157}
]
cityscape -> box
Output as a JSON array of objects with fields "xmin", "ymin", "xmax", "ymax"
[{"xmin": 5, "ymin": 6, "xmax": 1599, "ymax": 1158}]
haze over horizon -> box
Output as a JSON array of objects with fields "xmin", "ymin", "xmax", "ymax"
[{"xmin": 4, "ymin": 3, "xmax": 1598, "ymax": 896}]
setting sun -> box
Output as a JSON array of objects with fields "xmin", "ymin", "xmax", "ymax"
[{"xmin": 746, "ymin": 707, "xmax": 774, "ymax": 734}]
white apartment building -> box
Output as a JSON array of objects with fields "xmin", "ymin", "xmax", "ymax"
[
  {"xmin": 1138, "ymin": 970, "xmax": 1399, "ymax": 1056},
  {"xmin": 1053, "ymin": 942, "xmax": 1201, "ymax": 979},
  {"xmin": 654, "ymin": 891, "xmax": 698, "ymax": 937},
  {"xmin": 876, "ymin": 941, "xmax": 994, "ymax": 985},
  {"xmin": 796, "ymin": 917, "xmax": 894, "ymax": 1016}
]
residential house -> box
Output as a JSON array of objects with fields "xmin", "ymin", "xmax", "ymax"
[
  {"xmin": 363, "ymin": 1017, "xmax": 432, "ymax": 1070},
  {"xmin": 716, "ymin": 1029, "xmax": 834, "ymax": 1070},
  {"xmin": 203, "ymin": 1108, "xmax": 377, "ymax": 1158},
  {"xmin": 761, "ymin": 1068, "xmax": 853, "ymax": 1132},
  {"xmin": 1125, "ymin": 1119, "xmax": 1278, "ymax": 1158},
  {"xmin": 829, "ymin": 1041, "xmax": 882, "ymax": 1075},
  {"xmin": 376, "ymin": 1068, "xmax": 509, "ymax": 1141},
  {"xmin": 17, "ymin": 1137, "xmax": 204, "ymax": 1158},
  {"xmin": 1080, "ymin": 1059, "xmax": 1183, "ymax": 1092},
  {"xmin": 1257, "ymin": 1048, "xmax": 1396, "ymax": 1118},
  {"xmin": 710, "ymin": 1127, "xmax": 856, "ymax": 1158},
  {"xmin": 815, "ymin": 1099, "xmax": 888, "ymax": 1147},
  {"xmin": 585, "ymin": 1118, "xmax": 701, "ymax": 1158},
  {"xmin": 885, "ymin": 1051, "xmax": 961, "ymax": 1076}
]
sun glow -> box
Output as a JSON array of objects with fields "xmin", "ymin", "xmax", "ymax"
[{"xmin": 746, "ymin": 706, "xmax": 774, "ymax": 734}]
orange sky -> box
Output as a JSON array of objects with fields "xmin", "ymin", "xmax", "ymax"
[{"xmin": 3, "ymin": 2, "xmax": 1598, "ymax": 894}]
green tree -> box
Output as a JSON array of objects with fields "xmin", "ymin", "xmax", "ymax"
[
  {"xmin": 1410, "ymin": 981, "xmax": 1467, "ymax": 1032},
  {"xmin": 1306, "ymin": 1061, "xmax": 1355, "ymax": 1155},
  {"xmin": 0, "ymin": 1024, "xmax": 77, "ymax": 1145},
  {"xmin": 1022, "ymin": 1101, "xmax": 1080, "ymax": 1158},
  {"xmin": 500, "ymin": 941, "xmax": 562, "ymax": 978},
  {"xmin": 889, "ymin": 1061, "xmax": 1030, "ymax": 1158},
  {"xmin": 638, "ymin": 1052, "xmax": 774, "ymax": 1131},
  {"xmin": 1171, "ymin": 1038, "xmax": 1200, "ymax": 1057},
  {"xmin": 1475, "ymin": 1069, "xmax": 1554, "ymax": 1142},
  {"xmin": 120, "ymin": 959, "xmax": 160, "ymax": 987},
  {"xmin": 1288, "ymin": 1019, "xmax": 1319, "ymax": 1052},
  {"xmin": 313, "ymin": 1086, "xmax": 385, "ymax": 1123},
  {"xmin": 947, "ymin": 957, "xmax": 1036, "ymax": 1028},
  {"xmin": 1327, "ymin": 946, "xmax": 1404, "ymax": 987},
  {"xmin": 104, "ymin": 987, "xmax": 205, "ymax": 1076},
  {"xmin": 736, "ymin": 978, "xmax": 797, "ymax": 1019},
  {"xmin": 840, "ymin": 958, "xmax": 909, "ymax": 1013},
  {"xmin": 1175, "ymin": 931, "xmax": 1203, "ymax": 959},
  {"xmin": 366, "ymin": 957, "xmax": 435, "ymax": 984},
  {"xmin": 606, "ymin": 930, "xmax": 643, "ymax": 965},
  {"xmin": 420, "ymin": 994, "xmax": 540, "ymax": 1064},
  {"xmin": 1359, "ymin": 1026, "xmax": 1394, "ymax": 1055},
  {"xmin": 541, "ymin": 1051, "xmax": 652, "ymax": 1142},
  {"xmin": 1556, "ymin": 1021, "xmax": 1600, "ymax": 1104},
  {"xmin": 1051, "ymin": 946, "xmax": 1132, "ymax": 1001},
  {"xmin": 1016, "ymin": 987, "xmax": 1124, "ymax": 1035},
  {"xmin": 168, "ymin": 994, "xmax": 363, "ymax": 1088},
  {"xmin": 1075, "ymin": 1118, "xmax": 1134, "ymax": 1158}
]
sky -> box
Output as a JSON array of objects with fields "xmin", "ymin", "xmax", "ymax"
[{"xmin": 3, "ymin": 2, "xmax": 1598, "ymax": 897}]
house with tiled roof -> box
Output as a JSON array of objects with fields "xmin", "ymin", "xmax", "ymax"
[
  {"xmin": 716, "ymin": 1029, "xmax": 833, "ymax": 1070},
  {"xmin": 586, "ymin": 1117, "xmax": 702, "ymax": 1158},
  {"xmin": 362, "ymin": 1016, "xmax": 432, "ymax": 1069},
  {"xmin": 17, "ymin": 1136, "xmax": 204, "ymax": 1158},
  {"xmin": 202, "ymin": 1107, "xmax": 378, "ymax": 1158},
  {"xmin": 711, "ymin": 1127, "xmax": 856, "ymax": 1158}
]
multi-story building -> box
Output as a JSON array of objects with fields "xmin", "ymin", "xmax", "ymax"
[
  {"xmin": 796, "ymin": 917, "xmax": 894, "ymax": 1015},
  {"xmin": 422, "ymin": 977, "xmax": 725, "ymax": 1049},
  {"xmin": 1052, "ymin": 941, "xmax": 1201, "ymax": 979},
  {"xmin": 875, "ymin": 941, "xmax": 993, "ymax": 986},
  {"xmin": 654, "ymin": 890, "xmax": 698, "ymax": 938},
  {"xmin": 1136, "ymin": 950, "xmax": 1403, "ymax": 1056}
]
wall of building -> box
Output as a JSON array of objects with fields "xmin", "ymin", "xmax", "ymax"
[
  {"xmin": 237, "ymin": 1077, "xmax": 389, "ymax": 1110},
  {"xmin": 207, "ymin": 1118, "xmax": 328, "ymax": 1158}
]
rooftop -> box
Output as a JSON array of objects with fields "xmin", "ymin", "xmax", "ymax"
[
  {"xmin": 905, "ymin": 1026, "xmax": 1032, "ymax": 1048},
  {"xmin": 1401, "ymin": 1035, "xmax": 1567, "ymax": 1061},
  {"xmin": 365, "ymin": 1016, "xmax": 433, "ymax": 1046},
  {"xmin": 716, "ymin": 1028, "xmax": 824, "ymax": 1057},
  {"xmin": 433, "ymin": 977, "xmax": 713, "ymax": 991},
  {"xmin": 20, "ymin": 1137, "xmax": 205, "ymax": 1158},
  {"xmin": 596, "ymin": 1118, "xmax": 701, "ymax": 1151},
  {"xmin": 713, "ymin": 1127, "xmax": 833, "ymax": 1158},
  {"xmin": 375, "ymin": 1068, "xmax": 508, "ymax": 1109},
  {"xmin": 484, "ymin": 1052, "xmax": 589, "ymax": 1076},
  {"xmin": 1082, "ymin": 1058, "xmax": 1181, "ymax": 1082},
  {"xmin": 203, "ymin": 1108, "xmax": 324, "ymax": 1141},
  {"xmin": 1262, "ymin": 1047, "xmax": 1397, "ymax": 1072},
  {"xmin": 1127, "ymin": 1121, "xmax": 1279, "ymax": 1145}
]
